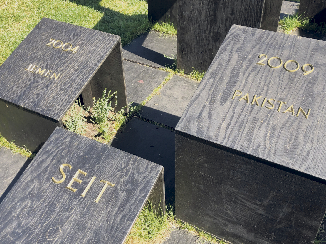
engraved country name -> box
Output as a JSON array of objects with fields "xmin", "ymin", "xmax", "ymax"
[
  {"xmin": 52, "ymin": 164, "xmax": 115, "ymax": 203},
  {"xmin": 232, "ymin": 89, "xmax": 311, "ymax": 119},
  {"xmin": 25, "ymin": 64, "xmax": 61, "ymax": 80}
]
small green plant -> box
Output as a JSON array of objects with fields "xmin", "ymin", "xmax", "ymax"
[
  {"xmin": 63, "ymin": 100, "xmax": 86, "ymax": 135},
  {"xmin": 152, "ymin": 21, "xmax": 177, "ymax": 35},
  {"xmin": 125, "ymin": 203, "xmax": 175, "ymax": 244},
  {"xmin": 279, "ymin": 14, "xmax": 309, "ymax": 34},
  {"xmin": 190, "ymin": 68, "xmax": 206, "ymax": 81},
  {"xmin": 92, "ymin": 89, "xmax": 117, "ymax": 125}
]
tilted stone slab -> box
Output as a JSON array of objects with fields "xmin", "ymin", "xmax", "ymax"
[
  {"xmin": 176, "ymin": 25, "xmax": 326, "ymax": 243},
  {"xmin": 0, "ymin": 18, "xmax": 127, "ymax": 152},
  {"xmin": 0, "ymin": 127, "xmax": 164, "ymax": 243}
]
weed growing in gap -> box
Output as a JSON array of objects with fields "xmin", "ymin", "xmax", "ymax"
[
  {"xmin": 152, "ymin": 21, "xmax": 177, "ymax": 35},
  {"xmin": 125, "ymin": 203, "xmax": 175, "ymax": 244},
  {"xmin": 0, "ymin": 134, "xmax": 34, "ymax": 158},
  {"xmin": 62, "ymin": 99, "xmax": 86, "ymax": 135},
  {"xmin": 279, "ymin": 14, "xmax": 309, "ymax": 34},
  {"xmin": 92, "ymin": 89, "xmax": 117, "ymax": 125}
]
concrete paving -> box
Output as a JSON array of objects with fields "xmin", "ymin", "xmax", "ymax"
[{"xmin": 140, "ymin": 75, "xmax": 199, "ymax": 128}]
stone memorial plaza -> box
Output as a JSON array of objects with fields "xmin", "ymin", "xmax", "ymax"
[{"xmin": 1, "ymin": 0, "xmax": 326, "ymax": 243}]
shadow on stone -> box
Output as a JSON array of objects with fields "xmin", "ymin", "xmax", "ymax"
[
  {"xmin": 112, "ymin": 117, "xmax": 175, "ymax": 206},
  {"xmin": 0, "ymin": 157, "xmax": 33, "ymax": 204}
]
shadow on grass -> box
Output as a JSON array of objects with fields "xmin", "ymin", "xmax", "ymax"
[{"xmin": 69, "ymin": 0, "xmax": 152, "ymax": 46}]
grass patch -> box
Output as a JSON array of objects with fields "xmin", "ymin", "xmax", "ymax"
[
  {"xmin": 152, "ymin": 21, "xmax": 177, "ymax": 35},
  {"xmin": 279, "ymin": 14, "xmax": 326, "ymax": 35},
  {"xmin": 125, "ymin": 204, "xmax": 175, "ymax": 244},
  {"xmin": 0, "ymin": 134, "xmax": 34, "ymax": 158},
  {"xmin": 0, "ymin": 0, "xmax": 152, "ymax": 65},
  {"xmin": 279, "ymin": 14, "xmax": 309, "ymax": 34}
]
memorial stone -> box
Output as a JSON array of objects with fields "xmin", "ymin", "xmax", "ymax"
[
  {"xmin": 299, "ymin": 0, "xmax": 326, "ymax": 24},
  {"xmin": 0, "ymin": 18, "xmax": 127, "ymax": 152},
  {"xmin": 176, "ymin": 25, "xmax": 326, "ymax": 243},
  {"xmin": 177, "ymin": 0, "xmax": 283, "ymax": 73},
  {"xmin": 0, "ymin": 127, "xmax": 164, "ymax": 243},
  {"xmin": 148, "ymin": 0, "xmax": 178, "ymax": 28}
]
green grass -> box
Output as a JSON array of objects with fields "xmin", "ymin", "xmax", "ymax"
[
  {"xmin": 279, "ymin": 14, "xmax": 326, "ymax": 35},
  {"xmin": 152, "ymin": 21, "xmax": 177, "ymax": 35},
  {"xmin": 0, "ymin": 133, "xmax": 34, "ymax": 158},
  {"xmin": 0, "ymin": 0, "xmax": 152, "ymax": 65},
  {"xmin": 279, "ymin": 14, "xmax": 309, "ymax": 34}
]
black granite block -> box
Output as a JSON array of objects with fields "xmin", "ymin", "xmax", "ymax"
[
  {"xmin": 175, "ymin": 25, "xmax": 326, "ymax": 243},
  {"xmin": 260, "ymin": 0, "xmax": 283, "ymax": 31},
  {"xmin": 299, "ymin": 0, "xmax": 326, "ymax": 24},
  {"xmin": 148, "ymin": 0, "xmax": 178, "ymax": 28},
  {"xmin": 177, "ymin": 0, "xmax": 283, "ymax": 73},
  {"xmin": 0, "ymin": 18, "xmax": 127, "ymax": 152},
  {"xmin": 0, "ymin": 127, "xmax": 164, "ymax": 243}
]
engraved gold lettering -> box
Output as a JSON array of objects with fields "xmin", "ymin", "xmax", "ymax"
[
  {"xmin": 44, "ymin": 70, "xmax": 52, "ymax": 77},
  {"xmin": 261, "ymin": 98, "xmax": 267, "ymax": 107},
  {"xmin": 232, "ymin": 90, "xmax": 242, "ymax": 99},
  {"xmin": 81, "ymin": 176, "xmax": 96, "ymax": 197},
  {"xmin": 239, "ymin": 93, "xmax": 250, "ymax": 103},
  {"xmin": 302, "ymin": 64, "xmax": 314, "ymax": 76},
  {"xmin": 251, "ymin": 95, "xmax": 262, "ymax": 106},
  {"xmin": 95, "ymin": 180, "xmax": 115, "ymax": 203},
  {"xmin": 283, "ymin": 105, "xmax": 295, "ymax": 116},
  {"xmin": 277, "ymin": 101, "xmax": 286, "ymax": 112},
  {"xmin": 46, "ymin": 38, "xmax": 55, "ymax": 46},
  {"xmin": 265, "ymin": 99, "xmax": 275, "ymax": 109},
  {"xmin": 66, "ymin": 169, "xmax": 87, "ymax": 192},
  {"xmin": 284, "ymin": 60, "xmax": 299, "ymax": 73},
  {"xmin": 25, "ymin": 64, "xmax": 38, "ymax": 73},
  {"xmin": 297, "ymin": 107, "xmax": 311, "ymax": 119},
  {"xmin": 46, "ymin": 38, "xmax": 79, "ymax": 54},
  {"xmin": 35, "ymin": 68, "xmax": 46, "ymax": 76},
  {"xmin": 50, "ymin": 73, "xmax": 61, "ymax": 80},
  {"xmin": 267, "ymin": 57, "xmax": 283, "ymax": 69},
  {"xmin": 70, "ymin": 46, "xmax": 79, "ymax": 54},
  {"xmin": 62, "ymin": 43, "xmax": 72, "ymax": 51},
  {"xmin": 53, "ymin": 40, "xmax": 63, "ymax": 49},
  {"xmin": 52, "ymin": 164, "xmax": 72, "ymax": 184},
  {"xmin": 257, "ymin": 54, "xmax": 267, "ymax": 66}
]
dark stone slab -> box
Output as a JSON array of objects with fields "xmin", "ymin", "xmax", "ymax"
[
  {"xmin": 111, "ymin": 117, "xmax": 175, "ymax": 205},
  {"xmin": 123, "ymin": 60, "xmax": 168, "ymax": 103},
  {"xmin": 0, "ymin": 18, "xmax": 127, "ymax": 152},
  {"xmin": 299, "ymin": 0, "xmax": 326, "ymax": 24},
  {"xmin": 122, "ymin": 31, "xmax": 177, "ymax": 68},
  {"xmin": 260, "ymin": 0, "xmax": 283, "ymax": 31},
  {"xmin": 0, "ymin": 148, "xmax": 31, "ymax": 199},
  {"xmin": 0, "ymin": 127, "xmax": 164, "ymax": 243},
  {"xmin": 148, "ymin": 0, "xmax": 178, "ymax": 28},
  {"xmin": 177, "ymin": 0, "xmax": 283, "ymax": 73},
  {"xmin": 140, "ymin": 75, "xmax": 199, "ymax": 128},
  {"xmin": 175, "ymin": 25, "xmax": 326, "ymax": 243},
  {"xmin": 280, "ymin": 1, "xmax": 299, "ymax": 20}
]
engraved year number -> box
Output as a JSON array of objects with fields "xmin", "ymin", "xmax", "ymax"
[
  {"xmin": 46, "ymin": 38, "xmax": 79, "ymax": 53},
  {"xmin": 256, "ymin": 54, "xmax": 314, "ymax": 76}
]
